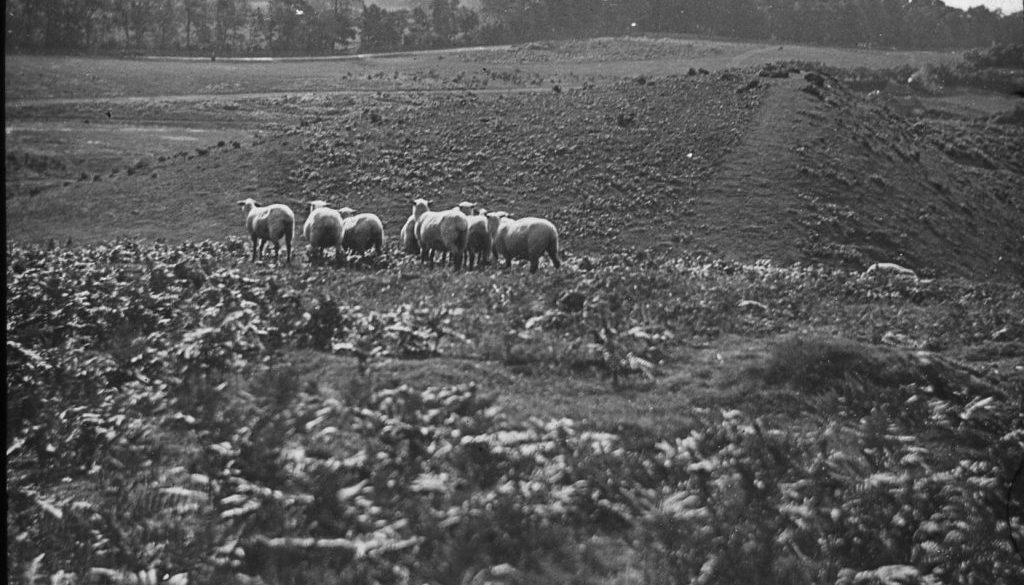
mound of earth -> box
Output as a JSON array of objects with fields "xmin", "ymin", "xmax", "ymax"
[
  {"xmin": 698, "ymin": 71, "xmax": 1023, "ymax": 280},
  {"xmin": 6, "ymin": 68, "xmax": 1022, "ymax": 281}
]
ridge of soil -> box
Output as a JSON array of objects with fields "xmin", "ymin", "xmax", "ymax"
[{"xmin": 698, "ymin": 73, "xmax": 1024, "ymax": 280}]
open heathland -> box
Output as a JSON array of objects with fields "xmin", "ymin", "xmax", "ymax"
[{"xmin": 6, "ymin": 38, "xmax": 1024, "ymax": 585}]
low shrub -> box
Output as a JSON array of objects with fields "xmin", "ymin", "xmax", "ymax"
[{"xmin": 6, "ymin": 240, "xmax": 1023, "ymax": 584}]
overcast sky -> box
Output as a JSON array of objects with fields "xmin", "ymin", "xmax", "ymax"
[{"xmin": 942, "ymin": 0, "xmax": 1023, "ymax": 13}]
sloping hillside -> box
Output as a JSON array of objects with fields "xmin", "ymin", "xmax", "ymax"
[
  {"xmin": 698, "ymin": 71, "xmax": 1024, "ymax": 280},
  {"xmin": 6, "ymin": 68, "xmax": 1022, "ymax": 280}
]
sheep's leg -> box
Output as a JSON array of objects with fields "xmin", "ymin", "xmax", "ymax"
[
  {"xmin": 453, "ymin": 252, "xmax": 463, "ymax": 272},
  {"xmin": 272, "ymin": 241, "xmax": 281, "ymax": 264},
  {"xmin": 285, "ymin": 237, "xmax": 292, "ymax": 264},
  {"xmin": 548, "ymin": 248, "xmax": 561, "ymax": 269},
  {"xmin": 530, "ymin": 258, "xmax": 539, "ymax": 274},
  {"xmin": 251, "ymin": 236, "xmax": 259, "ymax": 262},
  {"xmin": 505, "ymin": 256, "xmax": 512, "ymax": 270}
]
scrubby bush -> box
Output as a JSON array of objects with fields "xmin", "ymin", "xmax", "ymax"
[
  {"xmin": 7, "ymin": 240, "xmax": 1023, "ymax": 584},
  {"xmin": 964, "ymin": 44, "xmax": 1024, "ymax": 69}
]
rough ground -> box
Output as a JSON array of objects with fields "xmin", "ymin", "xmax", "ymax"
[
  {"xmin": 7, "ymin": 64, "xmax": 1023, "ymax": 282},
  {"xmin": 6, "ymin": 45, "xmax": 1023, "ymax": 583}
]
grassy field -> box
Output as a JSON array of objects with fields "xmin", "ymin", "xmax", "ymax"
[
  {"xmin": 5, "ymin": 37, "xmax": 963, "ymax": 101},
  {"xmin": 6, "ymin": 37, "xmax": 1023, "ymax": 585}
]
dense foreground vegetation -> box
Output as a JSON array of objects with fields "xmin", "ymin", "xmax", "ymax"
[{"xmin": 7, "ymin": 239, "xmax": 1023, "ymax": 584}]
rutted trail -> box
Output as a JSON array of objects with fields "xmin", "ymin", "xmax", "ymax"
[
  {"xmin": 694, "ymin": 73, "xmax": 1024, "ymax": 280},
  {"xmin": 690, "ymin": 75, "xmax": 813, "ymax": 265}
]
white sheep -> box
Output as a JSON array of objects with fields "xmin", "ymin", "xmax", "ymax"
[
  {"xmin": 237, "ymin": 197, "xmax": 295, "ymax": 264},
  {"xmin": 302, "ymin": 200, "xmax": 344, "ymax": 263},
  {"xmin": 862, "ymin": 262, "xmax": 919, "ymax": 280},
  {"xmin": 486, "ymin": 212, "xmax": 561, "ymax": 274},
  {"xmin": 413, "ymin": 198, "xmax": 469, "ymax": 271},
  {"xmin": 437, "ymin": 201, "xmax": 488, "ymax": 269},
  {"xmin": 337, "ymin": 207, "xmax": 385, "ymax": 258},
  {"xmin": 400, "ymin": 214, "xmax": 420, "ymax": 256},
  {"xmin": 465, "ymin": 209, "xmax": 492, "ymax": 270},
  {"xmin": 437, "ymin": 201, "xmax": 481, "ymax": 267}
]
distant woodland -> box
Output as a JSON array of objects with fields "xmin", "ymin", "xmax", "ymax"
[{"xmin": 5, "ymin": 0, "xmax": 1022, "ymax": 55}]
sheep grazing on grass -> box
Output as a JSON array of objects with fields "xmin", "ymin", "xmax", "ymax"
[
  {"xmin": 486, "ymin": 212, "xmax": 561, "ymax": 274},
  {"xmin": 337, "ymin": 207, "xmax": 385, "ymax": 259},
  {"xmin": 465, "ymin": 209, "xmax": 493, "ymax": 270},
  {"xmin": 400, "ymin": 214, "xmax": 420, "ymax": 256},
  {"xmin": 413, "ymin": 198, "xmax": 468, "ymax": 271},
  {"xmin": 302, "ymin": 200, "xmax": 344, "ymax": 263},
  {"xmin": 237, "ymin": 198, "xmax": 295, "ymax": 264}
]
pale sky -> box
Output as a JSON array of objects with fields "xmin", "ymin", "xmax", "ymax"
[{"xmin": 942, "ymin": 0, "xmax": 1023, "ymax": 14}]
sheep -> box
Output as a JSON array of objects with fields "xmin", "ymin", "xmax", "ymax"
[
  {"xmin": 400, "ymin": 214, "xmax": 420, "ymax": 256},
  {"xmin": 482, "ymin": 210, "xmax": 509, "ymax": 264},
  {"xmin": 862, "ymin": 262, "xmax": 918, "ymax": 280},
  {"xmin": 237, "ymin": 198, "xmax": 295, "ymax": 264},
  {"xmin": 435, "ymin": 201, "xmax": 481, "ymax": 267},
  {"xmin": 464, "ymin": 209, "xmax": 493, "ymax": 270},
  {"xmin": 434, "ymin": 201, "xmax": 488, "ymax": 269},
  {"xmin": 302, "ymin": 200, "xmax": 344, "ymax": 263},
  {"xmin": 413, "ymin": 198, "xmax": 468, "ymax": 271},
  {"xmin": 486, "ymin": 212, "xmax": 561, "ymax": 274},
  {"xmin": 337, "ymin": 207, "xmax": 385, "ymax": 259}
]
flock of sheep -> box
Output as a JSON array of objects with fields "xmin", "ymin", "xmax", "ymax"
[{"xmin": 236, "ymin": 197, "xmax": 561, "ymax": 273}]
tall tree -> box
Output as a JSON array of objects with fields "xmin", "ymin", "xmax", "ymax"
[
  {"xmin": 116, "ymin": 0, "xmax": 159, "ymax": 51},
  {"xmin": 213, "ymin": 0, "xmax": 247, "ymax": 55},
  {"xmin": 360, "ymin": 4, "xmax": 404, "ymax": 51},
  {"xmin": 183, "ymin": 0, "xmax": 210, "ymax": 52},
  {"xmin": 430, "ymin": 0, "xmax": 457, "ymax": 42},
  {"xmin": 153, "ymin": 0, "xmax": 179, "ymax": 51}
]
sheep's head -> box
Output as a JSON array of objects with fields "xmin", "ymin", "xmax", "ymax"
[
  {"xmin": 308, "ymin": 200, "xmax": 330, "ymax": 212},
  {"xmin": 338, "ymin": 206, "xmax": 356, "ymax": 219},
  {"xmin": 412, "ymin": 198, "xmax": 431, "ymax": 217},
  {"xmin": 457, "ymin": 201, "xmax": 477, "ymax": 215},
  {"xmin": 237, "ymin": 198, "xmax": 258, "ymax": 214},
  {"xmin": 484, "ymin": 211, "xmax": 507, "ymax": 235}
]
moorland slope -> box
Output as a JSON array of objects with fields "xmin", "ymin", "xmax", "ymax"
[{"xmin": 7, "ymin": 65, "xmax": 1022, "ymax": 281}]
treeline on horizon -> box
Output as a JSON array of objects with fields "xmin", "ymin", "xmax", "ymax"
[{"xmin": 4, "ymin": 0, "xmax": 1022, "ymax": 56}]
